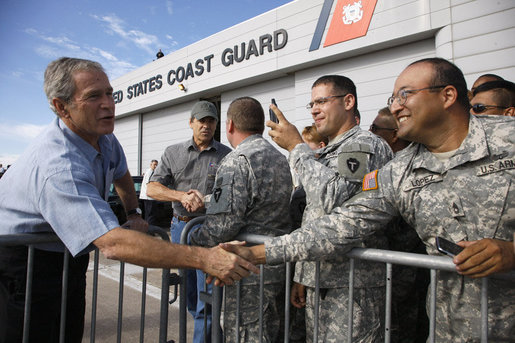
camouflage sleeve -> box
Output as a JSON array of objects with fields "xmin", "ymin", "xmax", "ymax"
[
  {"xmin": 265, "ymin": 167, "xmax": 398, "ymax": 264},
  {"xmin": 189, "ymin": 155, "xmax": 251, "ymax": 247},
  {"xmin": 289, "ymin": 143, "xmax": 357, "ymax": 213}
]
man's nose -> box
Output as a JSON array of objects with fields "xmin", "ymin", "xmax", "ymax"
[{"xmin": 389, "ymin": 100, "xmax": 402, "ymax": 116}]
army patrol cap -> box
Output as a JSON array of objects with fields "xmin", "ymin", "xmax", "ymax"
[{"xmin": 191, "ymin": 101, "xmax": 218, "ymax": 121}]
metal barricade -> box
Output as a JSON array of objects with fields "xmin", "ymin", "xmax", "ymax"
[
  {"xmin": 178, "ymin": 218, "xmax": 515, "ymax": 343},
  {"xmin": 0, "ymin": 226, "xmax": 177, "ymax": 343}
]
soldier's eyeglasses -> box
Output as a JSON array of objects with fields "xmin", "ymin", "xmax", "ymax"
[
  {"xmin": 369, "ymin": 124, "xmax": 397, "ymax": 133},
  {"xmin": 306, "ymin": 94, "xmax": 348, "ymax": 110},
  {"xmin": 470, "ymin": 103, "xmax": 508, "ymax": 114},
  {"xmin": 387, "ymin": 85, "xmax": 446, "ymax": 109}
]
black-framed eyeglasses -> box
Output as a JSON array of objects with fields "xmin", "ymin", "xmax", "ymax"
[
  {"xmin": 387, "ymin": 85, "xmax": 447, "ymax": 109},
  {"xmin": 470, "ymin": 103, "xmax": 508, "ymax": 114},
  {"xmin": 369, "ymin": 124, "xmax": 397, "ymax": 133},
  {"xmin": 306, "ymin": 94, "xmax": 347, "ymax": 110}
]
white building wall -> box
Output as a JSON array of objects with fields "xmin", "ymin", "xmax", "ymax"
[
  {"xmin": 111, "ymin": 0, "xmax": 515, "ymax": 172},
  {"xmin": 292, "ymin": 38, "xmax": 435, "ymax": 130},
  {"xmin": 220, "ymin": 75, "xmax": 295, "ymax": 151},
  {"xmin": 140, "ymin": 102, "xmax": 197, "ymax": 169},
  {"xmin": 113, "ymin": 115, "xmax": 140, "ymax": 176},
  {"xmin": 447, "ymin": 0, "xmax": 515, "ymax": 84}
]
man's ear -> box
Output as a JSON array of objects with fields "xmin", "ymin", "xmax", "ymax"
[
  {"xmin": 343, "ymin": 94, "xmax": 356, "ymax": 111},
  {"xmin": 53, "ymin": 98, "xmax": 69, "ymax": 118},
  {"xmin": 226, "ymin": 119, "xmax": 235, "ymax": 133},
  {"xmin": 503, "ymin": 107, "xmax": 515, "ymax": 117},
  {"xmin": 442, "ymin": 85, "xmax": 458, "ymax": 110}
]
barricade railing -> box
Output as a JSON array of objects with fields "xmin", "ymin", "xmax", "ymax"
[
  {"xmin": 3, "ymin": 223, "xmax": 513, "ymax": 343},
  {"xmin": 0, "ymin": 226, "xmax": 177, "ymax": 343},
  {"xmin": 180, "ymin": 217, "xmax": 515, "ymax": 343}
]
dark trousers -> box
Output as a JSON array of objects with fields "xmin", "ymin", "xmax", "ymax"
[
  {"xmin": 0, "ymin": 246, "xmax": 89, "ymax": 343},
  {"xmin": 143, "ymin": 199, "xmax": 158, "ymax": 226}
]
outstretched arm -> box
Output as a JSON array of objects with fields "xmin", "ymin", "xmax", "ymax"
[
  {"xmin": 147, "ymin": 181, "xmax": 204, "ymax": 212},
  {"xmin": 94, "ymin": 227, "xmax": 259, "ymax": 285}
]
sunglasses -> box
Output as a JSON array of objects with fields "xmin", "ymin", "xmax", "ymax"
[
  {"xmin": 471, "ymin": 103, "xmax": 507, "ymax": 114},
  {"xmin": 369, "ymin": 124, "xmax": 397, "ymax": 133}
]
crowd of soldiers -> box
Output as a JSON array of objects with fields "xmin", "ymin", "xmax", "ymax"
[{"xmin": 0, "ymin": 55, "xmax": 513, "ymax": 343}]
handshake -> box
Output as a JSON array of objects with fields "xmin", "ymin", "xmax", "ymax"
[{"xmin": 204, "ymin": 241, "xmax": 266, "ymax": 286}]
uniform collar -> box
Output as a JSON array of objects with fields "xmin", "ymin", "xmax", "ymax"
[
  {"xmin": 321, "ymin": 125, "xmax": 360, "ymax": 155},
  {"xmin": 236, "ymin": 134, "xmax": 261, "ymax": 149},
  {"xmin": 411, "ymin": 115, "xmax": 489, "ymax": 173}
]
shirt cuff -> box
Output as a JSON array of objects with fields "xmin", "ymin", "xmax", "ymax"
[{"xmin": 265, "ymin": 235, "xmax": 291, "ymax": 265}]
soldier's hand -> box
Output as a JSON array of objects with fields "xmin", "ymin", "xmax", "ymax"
[
  {"xmin": 290, "ymin": 282, "xmax": 306, "ymax": 308},
  {"xmin": 122, "ymin": 216, "xmax": 149, "ymax": 233},
  {"xmin": 219, "ymin": 242, "xmax": 267, "ymax": 265},
  {"xmin": 202, "ymin": 245, "xmax": 259, "ymax": 286},
  {"xmin": 454, "ymin": 238, "xmax": 515, "ymax": 278},
  {"xmin": 266, "ymin": 104, "xmax": 303, "ymax": 152},
  {"xmin": 181, "ymin": 190, "xmax": 204, "ymax": 212}
]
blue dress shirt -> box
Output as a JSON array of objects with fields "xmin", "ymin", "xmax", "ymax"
[{"xmin": 0, "ymin": 118, "xmax": 127, "ymax": 256}]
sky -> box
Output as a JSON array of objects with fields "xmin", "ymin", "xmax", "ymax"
[{"xmin": 0, "ymin": 0, "xmax": 293, "ymax": 166}]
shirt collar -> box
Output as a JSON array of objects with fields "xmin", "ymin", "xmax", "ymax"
[
  {"xmin": 58, "ymin": 118, "xmax": 109, "ymax": 163},
  {"xmin": 188, "ymin": 137, "xmax": 217, "ymax": 152},
  {"xmin": 327, "ymin": 125, "xmax": 360, "ymax": 147},
  {"xmin": 235, "ymin": 134, "xmax": 261, "ymax": 149},
  {"xmin": 411, "ymin": 115, "xmax": 489, "ymax": 173}
]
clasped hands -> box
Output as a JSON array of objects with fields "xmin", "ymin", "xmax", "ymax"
[
  {"xmin": 181, "ymin": 189, "xmax": 204, "ymax": 212},
  {"xmin": 206, "ymin": 241, "xmax": 264, "ymax": 286}
]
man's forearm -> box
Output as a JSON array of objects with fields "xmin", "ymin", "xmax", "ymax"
[
  {"xmin": 146, "ymin": 181, "xmax": 185, "ymax": 202},
  {"xmin": 94, "ymin": 227, "xmax": 258, "ymax": 284},
  {"xmin": 114, "ymin": 171, "xmax": 139, "ymax": 212},
  {"xmin": 250, "ymin": 245, "xmax": 267, "ymax": 264},
  {"xmin": 94, "ymin": 227, "xmax": 199, "ymax": 268}
]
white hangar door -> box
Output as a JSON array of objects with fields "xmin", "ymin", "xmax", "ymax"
[
  {"xmin": 140, "ymin": 100, "xmax": 200, "ymax": 171},
  {"xmin": 113, "ymin": 114, "xmax": 140, "ymax": 176},
  {"xmin": 294, "ymin": 38, "xmax": 437, "ymax": 128}
]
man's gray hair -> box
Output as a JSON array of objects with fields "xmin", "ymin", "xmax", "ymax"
[{"xmin": 44, "ymin": 57, "xmax": 105, "ymax": 115}]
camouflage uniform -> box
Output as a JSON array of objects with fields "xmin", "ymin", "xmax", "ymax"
[
  {"xmin": 190, "ymin": 134, "xmax": 292, "ymax": 343},
  {"xmin": 290, "ymin": 125, "xmax": 393, "ymax": 342},
  {"xmin": 385, "ymin": 216, "xmax": 429, "ymax": 343},
  {"xmin": 266, "ymin": 115, "xmax": 515, "ymax": 342}
]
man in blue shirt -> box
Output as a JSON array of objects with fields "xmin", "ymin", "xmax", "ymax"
[{"xmin": 0, "ymin": 57, "xmax": 257, "ymax": 343}]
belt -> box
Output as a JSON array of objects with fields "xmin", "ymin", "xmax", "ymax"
[{"xmin": 173, "ymin": 214, "xmax": 194, "ymax": 222}]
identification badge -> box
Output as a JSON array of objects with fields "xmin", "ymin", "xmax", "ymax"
[
  {"xmin": 403, "ymin": 173, "xmax": 443, "ymax": 191},
  {"xmin": 477, "ymin": 157, "xmax": 514, "ymax": 176}
]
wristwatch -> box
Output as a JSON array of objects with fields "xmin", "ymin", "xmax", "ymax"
[{"xmin": 127, "ymin": 208, "xmax": 142, "ymax": 216}]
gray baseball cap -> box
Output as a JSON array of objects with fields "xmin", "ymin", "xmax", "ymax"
[{"xmin": 190, "ymin": 101, "xmax": 218, "ymax": 121}]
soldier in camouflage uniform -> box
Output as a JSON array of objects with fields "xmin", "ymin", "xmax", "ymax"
[
  {"xmin": 371, "ymin": 107, "xmax": 430, "ymax": 342},
  {"xmin": 190, "ymin": 97, "xmax": 292, "ymax": 343},
  {"xmin": 232, "ymin": 58, "xmax": 514, "ymax": 342},
  {"xmin": 269, "ymin": 75, "xmax": 394, "ymax": 342}
]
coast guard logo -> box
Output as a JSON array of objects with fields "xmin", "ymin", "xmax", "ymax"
[
  {"xmin": 342, "ymin": 1, "xmax": 363, "ymax": 24},
  {"xmin": 309, "ymin": 0, "xmax": 377, "ymax": 51}
]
